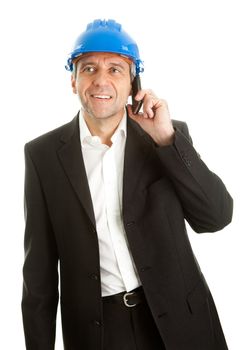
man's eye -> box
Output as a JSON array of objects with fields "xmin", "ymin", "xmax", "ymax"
[
  {"xmin": 84, "ymin": 66, "xmax": 95, "ymax": 73},
  {"xmin": 111, "ymin": 67, "xmax": 121, "ymax": 73}
]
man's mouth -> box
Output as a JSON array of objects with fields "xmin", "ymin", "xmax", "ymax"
[{"xmin": 91, "ymin": 94, "xmax": 112, "ymax": 100}]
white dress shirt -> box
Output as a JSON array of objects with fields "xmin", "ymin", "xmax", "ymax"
[{"xmin": 79, "ymin": 110, "xmax": 141, "ymax": 296}]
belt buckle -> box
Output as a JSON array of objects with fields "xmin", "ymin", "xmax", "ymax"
[{"xmin": 123, "ymin": 291, "xmax": 137, "ymax": 308}]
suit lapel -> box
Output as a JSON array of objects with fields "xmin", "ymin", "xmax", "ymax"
[
  {"xmin": 123, "ymin": 117, "xmax": 153, "ymax": 209},
  {"xmin": 57, "ymin": 114, "xmax": 96, "ymax": 228},
  {"xmin": 56, "ymin": 113, "xmax": 152, "ymax": 228}
]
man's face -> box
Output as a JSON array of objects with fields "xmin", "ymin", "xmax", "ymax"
[{"xmin": 71, "ymin": 52, "xmax": 132, "ymax": 122}]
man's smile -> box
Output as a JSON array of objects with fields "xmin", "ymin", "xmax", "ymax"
[{"xmin": 91, "ymin": 94, "xmax": 112, "ymax": 100}]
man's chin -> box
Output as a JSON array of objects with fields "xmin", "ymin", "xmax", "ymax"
[{"xmin": 86, "ymin": 107, "xmax": 124, "ymax": 121}]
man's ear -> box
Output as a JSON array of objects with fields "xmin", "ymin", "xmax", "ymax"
[{"xmin": 71, "ymin": 74, "xmax": 77, "ymax": 94}]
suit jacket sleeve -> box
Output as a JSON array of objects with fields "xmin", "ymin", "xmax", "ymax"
[
  {"xmin": 22, "ymin": 143, "xmax": 59, "ymax": 350},
  {"xmin": 155, "ymin": 121, "xmax": 233, "ymax": 233}
]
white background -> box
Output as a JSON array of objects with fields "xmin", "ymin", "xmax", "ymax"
[{"xmin": 0, "ymin": 0, "xmax": 245, "ymax": 348}]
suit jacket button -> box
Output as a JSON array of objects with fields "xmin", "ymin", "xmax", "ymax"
[
  {"xmin": 182, "ymin": 155, "xmax": 192, "ymax": 167},
  {"xmin": 94, "ymin": 320, "xmax": 102, "ymax": 327},
  {"xmin": 90, "ymin": 273, "xmax": 99, "ymax": 280},
  {"xmin": 126, "ymin": 221, "xmax": 135, "ymax": 227},
  {"xmin": 140, "ymin": 266, "xmax": 151, "ymax": 272}
]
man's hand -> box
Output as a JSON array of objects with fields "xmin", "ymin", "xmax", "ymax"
[{"xmin": 127, "ymin": 90, "xmax": 175, "ymax": 146}]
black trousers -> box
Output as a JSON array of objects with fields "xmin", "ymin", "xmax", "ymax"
[{"xmin": 102, "ymin": 290, "xmax": 166, "ymax": 350}]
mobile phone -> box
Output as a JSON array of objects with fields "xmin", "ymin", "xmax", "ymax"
[{"xmin": 132, "ymin": 75, "xmax": 143, "ymax": 114}]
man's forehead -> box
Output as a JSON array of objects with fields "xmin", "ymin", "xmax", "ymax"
[{"xmin": 75, "ymin": 52, "xmax": 132, "ymax": 65}]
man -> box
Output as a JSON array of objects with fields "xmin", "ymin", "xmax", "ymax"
[{"xmin": 21, "ymin": 19, "xmax": 233, "ymax": 350}]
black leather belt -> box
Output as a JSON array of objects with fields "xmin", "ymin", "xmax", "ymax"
[{"xmin": 102, "ymin": 286, "xmax": 145, "ymax": 308}]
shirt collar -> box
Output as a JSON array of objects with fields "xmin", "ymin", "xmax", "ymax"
[{"xmin": 79, "ymin": 109, "xmax": 127, "ymax": 148}]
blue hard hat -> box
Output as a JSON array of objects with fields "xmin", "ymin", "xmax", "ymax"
[{"xmin": 65, "ymin": 19, "xmax": 144, "ymax": 74}]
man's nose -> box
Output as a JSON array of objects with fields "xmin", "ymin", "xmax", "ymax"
[{"xmin": 92, "ymin": 70, "xmax": 109, "ymax": 86}]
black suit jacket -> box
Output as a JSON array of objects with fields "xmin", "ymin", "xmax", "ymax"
[{"xmin": 22, "ymin": 113, "xmax": 233, "ymax": 350}]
